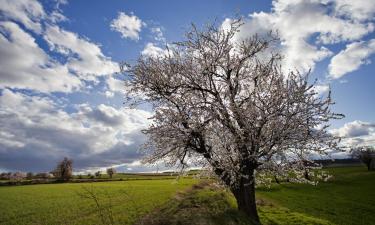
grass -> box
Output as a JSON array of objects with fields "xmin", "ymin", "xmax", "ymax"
[
  {"xmin": 137, "ymin": 181, "xmax": 334, "ymax": 225},
  {"xmin": 135, "ymin": 166, "xmax": 375, "ymax": 225},
  {"xmin": 0, "ymin": 166, "xmax": 373, "ymax": 225},
  {"xmin": 257, "ymin": 165, "xmax": 375, "ymax": 225},
  {"xmin": 137, "ymin": 181, "xmax": 252, "ymax": 225},
  {"xmin": 0, "ymin": 178, "xmax": 196, "ymax": 225}
]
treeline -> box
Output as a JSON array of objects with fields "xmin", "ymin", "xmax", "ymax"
[{"xmin": 0, "ymin": 157, "xmax": 117, "ymax": 185}]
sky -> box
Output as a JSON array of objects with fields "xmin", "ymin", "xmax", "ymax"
[{"xmin": 0, "ymin": 0, "xmax": 374, "ymax": 173}]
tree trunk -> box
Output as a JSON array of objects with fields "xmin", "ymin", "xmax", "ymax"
[
  {"xmin": 232, "ymin": 177, "xmax": 260, "ymax": 225},
  {"xmin": 369, "ymin": 159, "xmax": 375, "ymax": 171}
]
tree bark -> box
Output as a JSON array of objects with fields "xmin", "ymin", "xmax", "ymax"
[{"xmin": 231, "ymin": 177, "xmax": 260, "ymax": 225}]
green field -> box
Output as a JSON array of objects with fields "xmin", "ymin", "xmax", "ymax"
[
  {"xmin": 138, "ymin": 166, "xmax": 375, "ymax": 225},
  {"xmin": 0, "ymin": 166, "xmax": 374, "ymax": 225},
  {"xmin": 257, "ymin": 166, "xmax": 375, "ymax": 225},
  {"xmin": 0, "ymin": 178, "xmax": 196, "ymax": 225}
]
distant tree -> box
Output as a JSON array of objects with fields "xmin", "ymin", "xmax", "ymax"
[
  {"xmin": 36, "ymin": 172, "xmax": 51, "ymax": 179},
  {"xmin": 0, "ymin": 172, "xmax": 9, "ymax": 180},
  {"xmin": 26, "ymin": 172, "xmax": 34, "ymax": 180},
  {"xmin": 10, "ymin": 172, "xmax": 26, "ymax": 181},
  {"xmin": 106, "ymin": 168, "xmax": 116, "ymax": 179},
  {"xmin": 126, "ymin": 19, "xmax": 343, "ymax": 224},
  {"xmin": 352, "ymin": 146, "xmax": 375, "ymax": 171},
  {"xmin": 95, "ymin": 171, "xmax": 101, "ymax": 178},
  {"xmin": 53, "ymin": 157, "xmax": 73, "ymax": 181}
]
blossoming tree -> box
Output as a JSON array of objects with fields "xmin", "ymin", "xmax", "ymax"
[{"xmin": 125, "ymin": 20, "xmax": 343, "ymax": 224}]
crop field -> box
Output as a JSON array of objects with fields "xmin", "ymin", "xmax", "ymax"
[{"xmin": 0, "ymin": 166, "xmax": 374, "ymax": 225}]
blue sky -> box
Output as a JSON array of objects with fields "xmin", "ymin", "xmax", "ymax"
[{"xmin": 0, "ymin": 0, "xmax": 374, "ymax": 172}]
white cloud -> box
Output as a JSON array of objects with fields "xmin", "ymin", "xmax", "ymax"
[
  {"xmin": 0, "ymin": 0, "xmax": 45, "ymax": 33},
  {"xmin": 44, "ymin": 25, "xmax": 119, "ymax": 81},
  {"xmin": 0, "ymin": 89, "xmax": 152, "ymax": 172},
  {"xmin": 104, "ymin": 90, "xmax": 115, "ymax": 98},
  {"xmin": 107, "ymin": 75, "xmax": 124, "ymax": 93},
  {"xmin": 329, "ymin": 120, "xmax": 375, "ymax": 149},
  {"xmin": 225, "ymin": 0, "xmax": 374, "ymax": 73},
  {"xmin": 0, "ymin": 0, "xmax": 119, "ymax": 93},
  {"xmin": 331, "ymin": 120, "xmax": 375, "ymax": 138},
  {"xmin": 151, "ymin": 26, "xmax": 165, "ymax": 42},
  {"xmin": 329, "ymin": 39, "xmax": 375, "ymax": 79},
  {"xmin": 0, "ymin": 21, "xmax": 82, "ymax": 92},
  {"xmin": 110, "ymin": 12, "xmax": 144, "ymax": 40},
  {"xmin": 141, "ymin": 43, "xmax": 168, "ymax": 58},
  {"xmin": 333, "ymin": 0, "xmax": 375, "ymax": 22},
  {"xmin": 313, "ymin": 84, "xmax": 329, "ymax": 95}
]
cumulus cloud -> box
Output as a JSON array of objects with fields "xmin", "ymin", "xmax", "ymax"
[
  {"xmin": 0, "ymin": 0, "xmax": 118, "ymax": 93},
  {"xmin": 331, "ymin": 120, "xmax": 375, "ymax": 138},
  {"xmin": 329, "ymin": 39, "xmax": 375, "ymax": 79},
  {"xmin": 151, "ymin": 26, "xmax": 165, "ymax": 42},
  {"xmin": 110, "ymin": 12, "xmax": 144, "ymax": 40},
  {"xmin": 0, "ymin": 0, "xmax": 150, "ymax": 172},
  {"xmin": 141, "ymin": 43, "xmax": 168, "ymax": 58},
  {"xmin": 312, "ymin": 84, "xmax": 329, "ymax": 96},
  {"xmin": 0, "ymin": 89, "xmax": 152, "ymax": 172},
  {"xmin": 224, "ymin": 0, "xmax": 374, "ymax": 73},
  {"xmin": 107, "ymin": 75, "xmax": 124, "ymax": 93},
  {"xmin": 0, "ymin": 21, "xmax": 82, "ymax": 92},
  {"xmin": 44, "ymin": 25, "xmax": 119, "ymax": 81},
  {"xmin": 333, "ymin": 0, "xmax": 375, "ymax": 22},
  {"xmin": 0, "ymin": 0, "xmax": 45, "ymax": 33},
  {"xmin": 330, "ymin": 120, "xmax": 375, "ymax": 148}
]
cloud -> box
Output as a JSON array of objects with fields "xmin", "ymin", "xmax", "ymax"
[
  {"xmin": 104, "ymin": 90, "xmax": 115, "ymax": 98},
  {"xmin": 312, "ymin": 84, "xmax": 329, "ymax": 95},
  {"xmin": 328, "ymin": 120, "xmax": 375, "ymax": 150},
  {"xmin": 0, "ymin": 0, "xmax": 119, "ymax": 93},
  {"xmin": 44, "ymin": 25, "xmax": 119, "ymax": 81},
  {"xmin": 110, "ymin": 12, "xmax": 144, "ymax": 40},
  {"xmin": 141, "ymin": 43, "xmax": 168, "ymax": 58},
  {"xmin": 0, "ymin": 89, "xmax": 152, "ymax": 172},
  {"xmin": 329, "ymin": 39, "xmax": 375, "ymax": 79},
  {"xmin": 224, "ymin": 0, "xmax": 374, "ymax": 73},
  {"xmin": 331, "ymin": 120, "xmax": 375, "ymax": 138},
  {"xmin": 333, "ymin": 0, "xmax": 375, "ymax": 22},
  {"xmin": 107, "ymin": 75, "xmax": 124, "ymax": 93},
  {"xmin": 151, "ymin": 26, "xmax": 165, "ymax": 42},
  {"xmin": 0, "ymin": 21, "xmax": 82, "ymax": 92},
  {"xmin": 0, "ymin": 0, "xmax": 45, "ymax": 33},
  {"xmin": 0, "ymin": 1, "xmax": 150, "ymax": 172}
]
